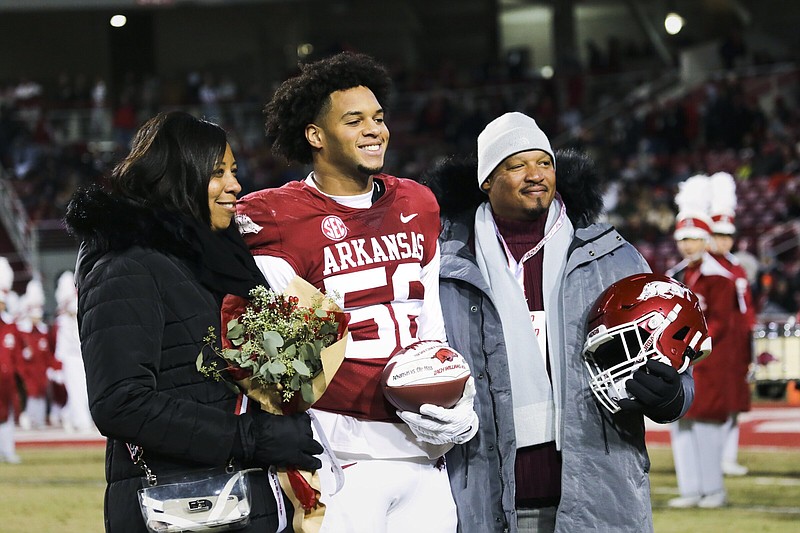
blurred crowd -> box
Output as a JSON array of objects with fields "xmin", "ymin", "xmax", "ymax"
[
  {"xmin": 1, "ymin": 260, "xmax": 95, "ymax": 463},
  {"xmin": 0, "ymin": 58, "xmax": 799, "ymax": 319},
  {"xmin": 573, "ymin": 71, "xmax": 800, "ymax": 317}
]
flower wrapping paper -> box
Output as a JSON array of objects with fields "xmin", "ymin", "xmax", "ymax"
[{"xmin": 220, "ymin": 276, "xmax": 347, "ymax": 533}]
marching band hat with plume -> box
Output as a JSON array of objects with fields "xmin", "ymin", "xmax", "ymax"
[
  {"xmin": 0, "ymin": 257, "xmax": 12, "ymax": 299},
  {"xmin": 674, "ymin": 174, "xmax": 713, "ymax": 240},
  {"xmin": 709, "ymin": 171, "xmax": 737, "ymax": 235},
  {"xmin": 55, "ymin": 270, "xmax": 78, "ymax": 314}
]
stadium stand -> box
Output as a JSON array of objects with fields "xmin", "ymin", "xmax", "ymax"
[{"xmin": 0, "ymin": 1, "xmax": 799, "ymax": 321}]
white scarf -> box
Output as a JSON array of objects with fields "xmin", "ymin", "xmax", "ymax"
[{"xmin": 474, "ymin": 198, "xmax": 573, "ymax": 447}]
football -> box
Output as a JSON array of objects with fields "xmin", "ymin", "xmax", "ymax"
[{"xmin": 381, "ymin": 340, "xmax": 471, "ymax": 413}]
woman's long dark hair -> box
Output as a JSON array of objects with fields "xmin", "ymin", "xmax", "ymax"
[{"xmin": 110, "ymin": 111, "xmax": 227, "ymax": 225}]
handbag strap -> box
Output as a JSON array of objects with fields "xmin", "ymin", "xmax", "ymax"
[
  {"xmin": 127, "ymin": 442, "xmax": 157, "ymax": 486},
  {"xmin": 207, "ymin": 472, "xmax": 242, "ymax": 522},
  {"xmin": 127, "ymin": 441, "xmax": 249, "ymax": 488}
]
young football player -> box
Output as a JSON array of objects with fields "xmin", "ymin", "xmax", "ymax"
[{"xmin": 237, "ymin": 52, "xmax": 477, "ymax": 533}]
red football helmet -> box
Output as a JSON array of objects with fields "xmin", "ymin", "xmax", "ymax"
[{"xmin": 583, "ymin": 273, "xmax": 711, "ymax": 413}]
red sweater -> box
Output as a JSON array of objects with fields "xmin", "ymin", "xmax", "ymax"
[{"xmin": 494, "ymin": 215, "xmax": 562, "ymax": 508}]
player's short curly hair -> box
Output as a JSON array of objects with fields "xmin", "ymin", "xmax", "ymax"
[{"xmin": 264, "ymin": 52, "xmax": 392, "ymax": 164}]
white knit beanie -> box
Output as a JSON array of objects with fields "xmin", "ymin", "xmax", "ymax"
[{"xmin": 477, "ymin": 112, "xmax": 555, "ymax": 188}]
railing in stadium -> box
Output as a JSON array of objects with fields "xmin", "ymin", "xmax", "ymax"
[{"xmin": 0, "ymin": 168, "xmax": 40, "ymax": 273}]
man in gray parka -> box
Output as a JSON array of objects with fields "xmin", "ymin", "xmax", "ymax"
[{"xmin": 422, "ymin": 112, "xmax": 695, "ymax": 533}]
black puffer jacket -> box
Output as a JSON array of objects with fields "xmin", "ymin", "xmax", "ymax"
[{"xmin": 66, "ymin": 188, "xmax": 287, "ymax": 533}]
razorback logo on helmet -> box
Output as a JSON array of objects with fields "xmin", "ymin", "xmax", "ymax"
[
  {"xmin": 235, "ymin": 213, "xmax": 263, "ymax": 235},
  {"xmin": 433, "ymin": 348, "xmax": 455, "ymax": 363},
  {"xmin": 321, "ymin": 215, "xmax": 348, "ymax": 241},
  {"xmin": 637, "ymin": 280, "xmax": 692, "ymax": 302}
]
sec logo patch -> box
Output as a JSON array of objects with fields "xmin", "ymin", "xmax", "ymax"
[{"xmin": 321, "ymin": 215, "xmax": 348, "ymax": 241}]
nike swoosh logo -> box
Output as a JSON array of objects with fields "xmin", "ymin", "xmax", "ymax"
[{"xmin": 400, "ymin": 213, "xmax": 418, "ymax": 223}]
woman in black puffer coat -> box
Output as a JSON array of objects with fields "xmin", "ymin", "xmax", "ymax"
[{"xmin": 65, "ymin": 111, "xmax": 322, "ymax": 533}]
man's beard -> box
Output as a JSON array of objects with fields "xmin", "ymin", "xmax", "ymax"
[
  {"xmin": 358, "ymin": 163, "xmax": 384, "ymax": 176},
  {"xmin": 523, "ymin": 198, "xmax": 549, "ymax": 220}
]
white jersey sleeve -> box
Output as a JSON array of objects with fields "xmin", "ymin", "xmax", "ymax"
[
  {"xmin": 417, "ymin": 241, "xmax": 447, "ymax": 343},
  {"xmin": 253, "ymin": 255, "xmax": 297, "ymax": 293}
]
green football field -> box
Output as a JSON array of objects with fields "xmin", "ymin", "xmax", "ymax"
[{"xmin": 1, "ymin": 444, "xmax": 798, "ymax": 532}]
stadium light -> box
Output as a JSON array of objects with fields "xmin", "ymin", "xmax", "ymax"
[
  {"xmin": 664, "ymin": 12, "xmax": 684, "ymax": 35},
  {"xmin": 297, "ymin": 43, "xmax": 314, "ymax": 58},
  {"xmin": 110, "ymin": 15, "xmax": 127, "ymax": 28}
]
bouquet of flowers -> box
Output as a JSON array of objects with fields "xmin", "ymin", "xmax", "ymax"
[{"xmin": 197, "ymin": 276, "xmax": 347, "ymax": 533}]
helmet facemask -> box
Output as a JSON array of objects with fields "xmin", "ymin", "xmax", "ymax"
[{"xmin": 584, "ymin": 305, "xmax": 684, "ymax": 414}]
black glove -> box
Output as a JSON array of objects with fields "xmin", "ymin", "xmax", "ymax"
[
  {"xmin": 618, "ymin": 359, "xmax": 684, "ymax": 423},
  {"xmin": 232, "ymin": 410, "xmax": 323, "ymax": 471}
]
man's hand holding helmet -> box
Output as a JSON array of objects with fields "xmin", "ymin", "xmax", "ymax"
[{"xmin": 618, "ymin": 359, "xmax": 685, "ymax": 422}]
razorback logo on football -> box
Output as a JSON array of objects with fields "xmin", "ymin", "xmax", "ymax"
[{"xmin": 433, "ymin": 348, "xmax": 455, "ymax": 363}]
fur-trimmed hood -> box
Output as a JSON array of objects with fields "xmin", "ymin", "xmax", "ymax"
[
  {"xmin": 65, "ymin": 186, "xmax": 201, "ymax": 278},
  {"xmin": 65, "ymin": 186, "xmax": 265, "ymax": 298},
  {"xmin": 421, "ymin": 148, "xmax": 605, "ymax": 228}
]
